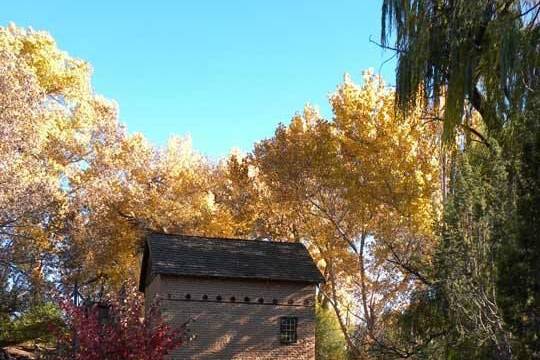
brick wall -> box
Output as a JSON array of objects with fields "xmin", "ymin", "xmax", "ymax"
[{"xmin": 145, "ymin": 275, "xmax": 316, "ymax": 360}]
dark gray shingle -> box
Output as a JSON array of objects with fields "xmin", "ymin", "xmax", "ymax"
[{"xmin": 139, "ymin": 233, "xmax": 324, "ymax": 291}]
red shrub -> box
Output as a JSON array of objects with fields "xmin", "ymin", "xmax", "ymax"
[{"xmin": 57, "ymin": 285, "xmax": 182, "ymax": 360}]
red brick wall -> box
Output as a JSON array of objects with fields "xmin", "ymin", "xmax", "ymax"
[{"xmin": 145, "ymin": 275, "xmax": 316, "ymax": 360}]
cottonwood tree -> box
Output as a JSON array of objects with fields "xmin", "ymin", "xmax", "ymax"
[
  {"xmin": 67, "ymin": 134, "xmax": 241, "ymax": 287},
  {"xmin": 0, "ymin": 24, "xmax": 245, "ymax": 305},
  {"xmin": 0, "ymin": 24, "xmax": 124, "ymax": 325},
  {"xmin": 235, "ymin": 73, "xmax": 441, "ymax": 358}
]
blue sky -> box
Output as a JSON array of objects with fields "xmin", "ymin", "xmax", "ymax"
[{"xmin": 3, "ymin": 1, "xmax": 395, "ymax": 159}]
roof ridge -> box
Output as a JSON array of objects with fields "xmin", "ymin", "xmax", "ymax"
[{"xmin": 150, "ymin": 232, "xmax": 303, "ymax": 246}]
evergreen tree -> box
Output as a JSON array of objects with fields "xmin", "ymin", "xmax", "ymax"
[{"xmin": 438, "ymin": 146, "xmax": 513, "ymax": 359}]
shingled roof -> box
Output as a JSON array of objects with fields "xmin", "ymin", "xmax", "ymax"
[{"xmin": 139, "ymin": 233, "xmax": 324, "ymax": 291}]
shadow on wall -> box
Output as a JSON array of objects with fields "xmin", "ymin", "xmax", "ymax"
[{"xmin": 162, "ymin": 299, "xmax": 314, "ymax": 359}]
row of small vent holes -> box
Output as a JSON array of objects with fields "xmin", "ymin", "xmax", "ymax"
[{"xmin": 168, "ymin": 293, "xmax": 311, "ymax": 306}]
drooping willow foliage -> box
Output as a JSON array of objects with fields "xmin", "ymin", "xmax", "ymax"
[
  {"xmin": 380, "ymin": 1, "xmax": 539, "ymax": 359},
  {"xmin": 382, "ymin": 0, "xmax": 539, "ymax": 140}
]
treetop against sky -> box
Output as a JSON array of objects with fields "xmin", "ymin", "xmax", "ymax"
[{"xmin": 1, "ymin": 0, "xmax": 394, "ymax": 159}]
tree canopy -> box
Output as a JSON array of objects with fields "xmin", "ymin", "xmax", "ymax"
[
  {"xmin": 382, "ymin": 0, "xmax": 539, "ymax": 141},
  {"xmin": 1, "ymin": 8, "xmax": 538, "ymax": 358},
  {"xmin": 381, "ymin": 0, "xmax": 539, "ymax": 358}
]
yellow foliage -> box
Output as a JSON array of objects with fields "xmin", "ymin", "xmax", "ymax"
[
  {"xmin": 1, "ymin": 27, "xmax": 441, "ymax": 353},
  {"xmin": 0, "ymin": 24, "xmax": 242, "ymax": 290},
  {"xmin": 234, "ymin": 71, "xmax": 442, "ymax": 354}
]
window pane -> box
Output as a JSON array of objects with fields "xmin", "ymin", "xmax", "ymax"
[{"xmin": 279, "ymin": 316, "xmax": 298, "ymax": 344}]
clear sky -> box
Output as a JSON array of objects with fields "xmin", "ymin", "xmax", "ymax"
[{"xmin": 3, "ymin": 1, "xmax": 395, "ymax": 159}]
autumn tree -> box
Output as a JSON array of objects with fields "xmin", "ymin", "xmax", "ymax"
[
  {"xmin": 0, "ymin": 24, "xmax": 244, "ymax": 346},
  {"xmin": 0, "ymin": 23, "xmax": 126, "ymax": 339},
  {"xmin": 230, "ymin": 72, "xmax": 441, "ymax": 358},
  {"xmin": 0, "ymin": 22, "xmax": 247, "ymax": 297},
  {"xmin": 66, "ymin": 133, "xmax": 246, "ymax": 288}
]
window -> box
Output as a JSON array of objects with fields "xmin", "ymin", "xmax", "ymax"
[{"xmin": 279, "ymin": 316, "xmax": 298, "ymax": 344}]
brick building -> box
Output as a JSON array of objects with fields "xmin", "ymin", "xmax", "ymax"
[{"xmin": 139, "ymin": 233, "xmax": 324, "ymax": 360}]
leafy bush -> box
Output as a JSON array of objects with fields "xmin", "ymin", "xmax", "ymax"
[
  {"xmin": 56, "ymin": 285, "xmax": 183, "ymax": 360},
  {"xmin": 316, "ymin": 305, "xmax": 349, "ymax": 360}
]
